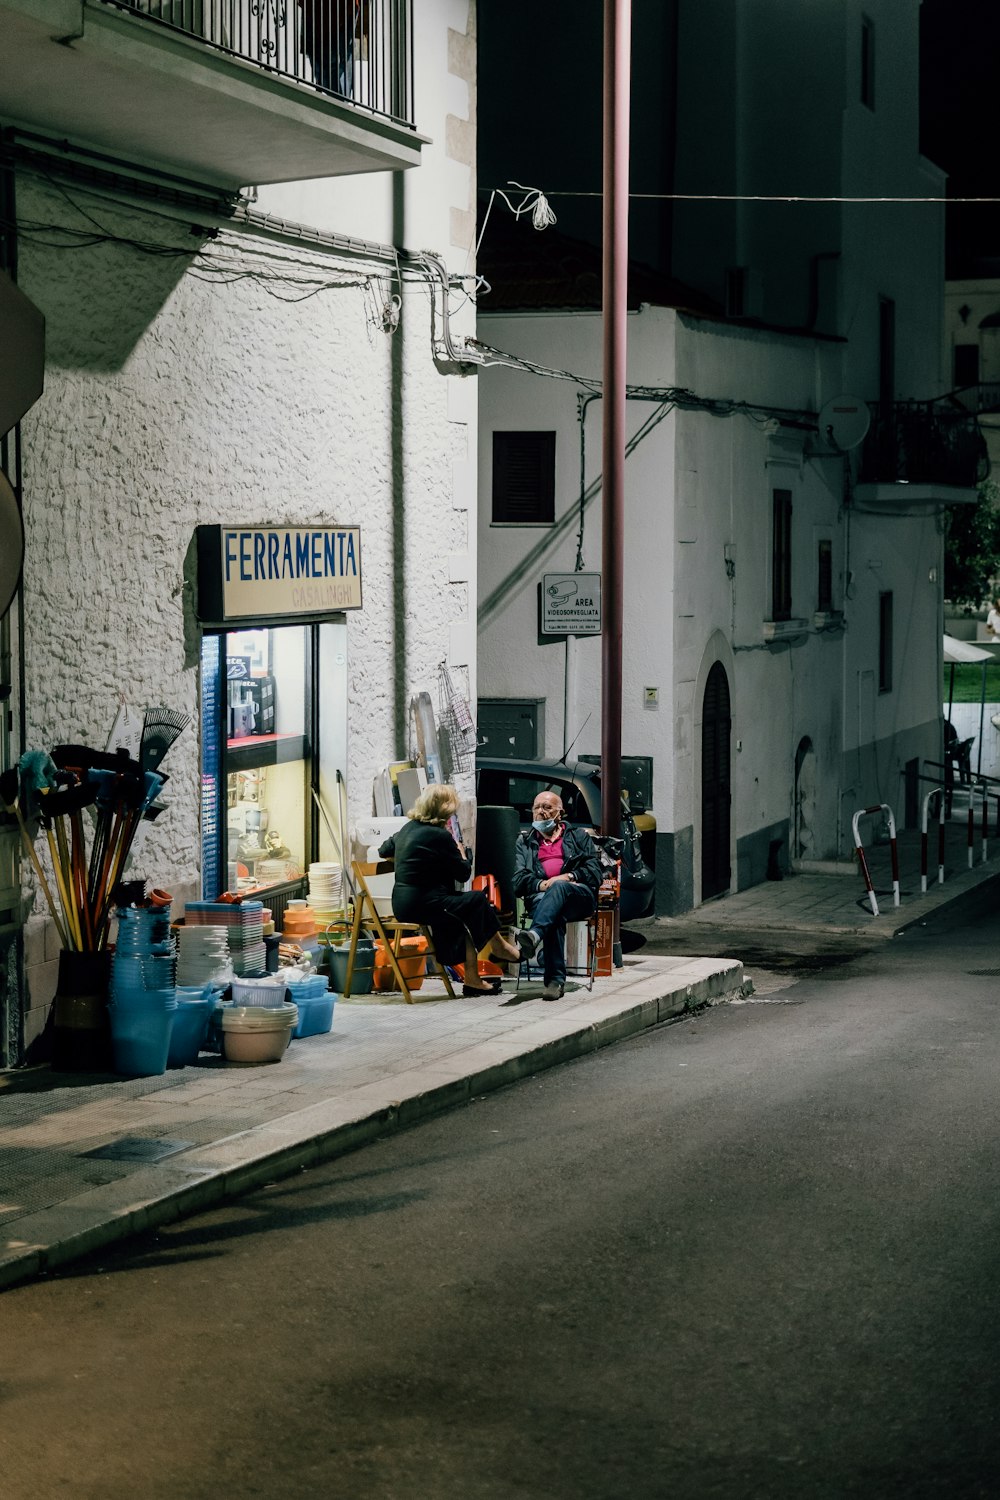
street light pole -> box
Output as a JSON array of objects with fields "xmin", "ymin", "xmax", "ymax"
[{"xmin": 601, "ymin": 0, "xmax": 630, "ymax": 839}]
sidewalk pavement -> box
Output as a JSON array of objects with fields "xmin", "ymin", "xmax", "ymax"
[
  {"xmin": 641, "ymin": 809, "xmax": 1000, "ymax": 948},
  {"xmin": 0, "ymin": 951, "xmax": 742, "ymax": 1292},
  {"xmin": 4, "ymin": 807, "xmax": 995, "ymax": 1294}
]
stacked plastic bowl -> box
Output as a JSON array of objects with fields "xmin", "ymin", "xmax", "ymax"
[
  {"xmin": 223, "ymin": 977, "xmax": 298, "ymax": 1062},
  {"xmin": 176, "ymin": 923, "xmax": 233, "ymax": 989},
  {"xmin": 285, "ymin": 972, "xmax": 336, "ymax": 1038},
  {"xmin": 307, "ymin": 862, "xmax": 344, "ymax": 933},
  {"xmin": 184, "ymin": 900, "xmax": 266, "ymax": 978},
  {"xmin": 109, "ymin": 905, "xmax": 177, "ymax": 1076}
]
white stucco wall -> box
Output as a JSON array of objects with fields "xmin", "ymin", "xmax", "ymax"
[
  {"xmin": 7, "ymin": 0, "xmax": 477, "ymax": 1050},
  {"xmin": 479, "ymin": 301, "xmax": 943, "ymax": 907}
]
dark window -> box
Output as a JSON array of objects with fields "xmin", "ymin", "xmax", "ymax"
[
  {"xmin": 771, "ymin": 489, "xmax": 793, "ymax": 621},
  {"xmin": 879, "ymin": 297, "xmax": 895, "ymax": 408},
  {"xmin": 725, "ymin": 267, "xmax": 748, "ymax": 318},
  {"xmin": 817, "ymin": 539, "xmax": 833, "ymax": 612},
  {"xmin": 492, "ymin": 431, "xmax": 556, "ymax": 524},
  {"xmin": 861, "ymin": 16, "xmax": 875, "ymax": 109},
  {"xmin": 954, "ymin": 343, "xmax": 980, "ymax": 387},
  {"xmin": 879, "ymin": 591, "xmax": 893, "ymax": 693}
]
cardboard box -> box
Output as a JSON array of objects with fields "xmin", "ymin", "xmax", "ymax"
[{"xmin": 595, "ymin": 908, "xmax": 615, "ymax": 976}]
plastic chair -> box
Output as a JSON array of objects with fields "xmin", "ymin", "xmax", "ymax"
[{"xmin": 344, "ymin": 861, "xmax": 456, "ymax": 1003}]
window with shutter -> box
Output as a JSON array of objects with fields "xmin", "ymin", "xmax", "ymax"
[
  {"xmin": 771, "ymin": 489, "xmax": 793, "ymax": 621},
  {"xmin": 492, "ymin": 431, "xmax": 556, "ymax": 524}
]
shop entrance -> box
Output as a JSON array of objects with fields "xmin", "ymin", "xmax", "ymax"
[
  {"xmin": 701, "ymin": 662, "xmax": 731, "ymax": 900},
  {"xmin": 200, "ymin": 620, "xmax": 347, "ymax": 919}
]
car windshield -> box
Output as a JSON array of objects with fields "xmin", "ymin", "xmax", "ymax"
[{"xmin": 477, "ymin": 768, "xmax": 594, "ymax": 826}]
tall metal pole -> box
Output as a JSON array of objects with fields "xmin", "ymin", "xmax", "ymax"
[{"xmin": 601, "ymin": 0, "xmax": 630, "ymax": 838}]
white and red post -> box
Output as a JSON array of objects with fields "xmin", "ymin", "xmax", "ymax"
[{"xmin": 852, "ymin": 803, "xmax": 899, "ymax": 916}]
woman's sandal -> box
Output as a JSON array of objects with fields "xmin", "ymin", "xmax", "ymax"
[
  {"xmin": 489, "ymin": 935, "xmax": 522, "ymax": 963},
  {"xmin": 462, "ymin": 977, "xmax": 503, "ymax": 996}
]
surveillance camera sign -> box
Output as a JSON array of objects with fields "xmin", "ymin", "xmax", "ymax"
[{"xmin": 541, "ymin": 573, "xmax": 602, "ymax": 635}]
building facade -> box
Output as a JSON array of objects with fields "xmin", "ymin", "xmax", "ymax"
[
  {"xmin": 0, "ymin": 0, "xmax": 478, "ymax": 1063},
  {"xmin": 476, "ymin": 0, "xmax": 980, "ymax": 914}
]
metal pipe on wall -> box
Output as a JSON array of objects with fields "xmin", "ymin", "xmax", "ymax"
[{"xmin": 600, "ymin": 0, "xmax": 630, "ymax": 837}]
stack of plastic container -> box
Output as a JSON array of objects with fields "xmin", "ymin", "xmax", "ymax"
[
  {"xmin": 176, "ymin": 922, "xmax": 233, "ymax": 989},
  {"xmin": 307, "ymin": 862, "xmax": 344, "ymax": 932},
  {"xmin": 281, "ymin": 900, "xmax": 322, "ymax": 969},
  {"xmin": 222, "ymin": 976, "xmax": 298, "ymax": 1062},
  {"xmin": 108, "ymin": 904, "xmax": 177, "ymax": 1076},
  {"xmin": 183, "ymin": 900, "xmax": 266, "ymax": 978}
]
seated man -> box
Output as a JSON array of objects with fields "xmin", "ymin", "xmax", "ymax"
[{"xmin": 513, "ymin": 790, "xmax": 603, "ymax": 1001}]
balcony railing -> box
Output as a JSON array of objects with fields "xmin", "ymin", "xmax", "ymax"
[
  {"xmin": 858, "ymin": 402, "xmax": 990, "ymax": 489},
  {"xmin": 950, "ymin": 382, "xmax": 1000, "ymax": 416},
  {"xmin": 103, "ymin": 0, "xmax": 413, "ymax": 126}
]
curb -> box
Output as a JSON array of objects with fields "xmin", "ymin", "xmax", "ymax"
[{"xmin": 0, "ymin": 960, "xmax": 742, "ymax": 1293}]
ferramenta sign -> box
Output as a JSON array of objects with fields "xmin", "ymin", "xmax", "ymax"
[
  {"xmin": 541, "ymin": 572, "xmax": 602, "ymax": 635},
  {"xmin": 196, "ymin": 525, "xmax": 362, "ymax": 623}
]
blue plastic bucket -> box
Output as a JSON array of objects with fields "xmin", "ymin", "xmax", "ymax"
[
  {"xmin": 167, "ymin": 996, "xmax": 213, "ymax": 1067},
  {"xmin": 109, "ymin": 1000, "xmax": 175, "ymax": 1077},
  {"xmin": 289, "ymin": 989, "xmax": 336, "ymax": 1038}
]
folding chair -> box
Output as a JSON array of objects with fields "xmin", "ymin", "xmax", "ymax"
[{"xmin": 344, "ymin": 860, "xmax": 456, "ymax": 1003}]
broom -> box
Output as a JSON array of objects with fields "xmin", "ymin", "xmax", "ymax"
[{"xmin": 0, "ymin": 758, "xmax": 70, "ymax": 949}]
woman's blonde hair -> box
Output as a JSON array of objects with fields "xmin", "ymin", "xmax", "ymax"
[{"xmin": 408, "ymin": 782, "xmax": 458, "ymax": 825}]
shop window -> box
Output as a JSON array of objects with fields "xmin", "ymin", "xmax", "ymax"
[
  {"xmin": 492, "ymin": 431, "xmax": 556, "ymax": 524},
  {"xmin": 954, "ymin": 343, "xmax": 980, "ymax": 387},
  {"xmin": 200, "ymin": 619, "xmax": 348, "ymax": 909},
  {"xmin": 771, "ymin": 489, "xmax": 793, "ymax": 621},
  {"xmin": 879, "ymin": 591, "xmax": 893, "ymax": 693},
  {"xmin": 817, "ymin": 539, "xmax": 833, "ymax": 612}
]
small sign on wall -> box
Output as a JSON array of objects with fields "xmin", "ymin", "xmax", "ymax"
[{"xmin": 540, "ymin": 572, "xmax": 602, "ymax": 635}]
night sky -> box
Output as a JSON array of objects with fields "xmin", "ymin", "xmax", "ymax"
[
  {"xmin": 920, "ymin": 0, "xmax": 1000, "ymax": 274},
  {"xmin": 478, "ymin": 0, "xmax": 1000, "ymax": 279}
]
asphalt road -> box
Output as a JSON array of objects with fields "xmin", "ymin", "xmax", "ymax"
[{"xmin": 4, "ymin": 907, "xmax": 1000, "ymax": 1499}]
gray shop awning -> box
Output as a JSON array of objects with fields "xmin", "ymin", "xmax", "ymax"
[{"xmin": 0, "ymin": 269, "xmax": 44, "ymax": 437}]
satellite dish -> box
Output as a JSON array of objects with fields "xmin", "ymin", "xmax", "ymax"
[
  {"xmin": 0, "ymin": 468, "xmax": 24, "ymax": 616},
  {"xmin": 818, "ymin": 395, "xmax": 871, "ymax": 452}
]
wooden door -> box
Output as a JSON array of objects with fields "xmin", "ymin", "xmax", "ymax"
[{"xmin": 701, "ymin": 663, "xmax": 732, "ymax": 899}]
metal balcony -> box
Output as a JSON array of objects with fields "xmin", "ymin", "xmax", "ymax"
[
  {"xmin": 854, "ymin": 401, "xmax": 988, "ymax": 509},
  {"xmin": 0, "ymin": 0, "xmax": 424, "ymax": 190}
]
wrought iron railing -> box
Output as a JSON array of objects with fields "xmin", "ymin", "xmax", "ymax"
[
  {"xmin": 102, "ymin": 0, "xmax": 414, "ymax": 126},
  {"xmin": 858, "ymin": 401, "xmax": 990, "ymax": 489}
]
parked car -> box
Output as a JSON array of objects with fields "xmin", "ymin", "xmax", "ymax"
[{"xmin": 475, "ymin": 756, "xmax": 656, "ymax": 920}]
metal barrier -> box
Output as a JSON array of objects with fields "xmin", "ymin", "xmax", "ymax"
[
  {"xmin": 967, "ymin": 782, "xmax": 994, "ymax": 868},
  {"xmin": 852, "ymin": 803, "xmax": 899, "ymax": 917},
  {"xmin": 920, "ymin": 787, "xmax": 945, "ymax": 893}
]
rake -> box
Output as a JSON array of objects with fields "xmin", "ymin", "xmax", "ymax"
[{"xmin": 141, "ymin": 707, "xmax": 191, "ymax": 773}]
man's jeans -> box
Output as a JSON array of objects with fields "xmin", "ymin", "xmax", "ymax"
[{"xmin": 525, "ymin": 881, "xmax": 596, "ymax": 986}]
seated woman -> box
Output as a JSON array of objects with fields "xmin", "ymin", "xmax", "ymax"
[{"xmin": 378, "ymin": 783, "xmax": 521, "ymax": 995}]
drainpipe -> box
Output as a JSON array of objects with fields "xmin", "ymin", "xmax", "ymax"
[{"xmin": 601, "ymin": 0, "xmax": 630, "ymax": 838}]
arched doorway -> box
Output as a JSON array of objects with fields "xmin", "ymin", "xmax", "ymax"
[
  {"xmin": 794, "ymin": 736, "xmax": 817, "ymax": 859},
  {"xmin": 701, "ymin": 662, "xmax": 731, "ymax": 899}
]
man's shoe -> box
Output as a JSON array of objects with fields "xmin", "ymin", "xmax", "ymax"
[
  {"xmin": 541, "ymin": 981, "xmax": 565, "ymax": 1002},
  {"xmin": 516, "ymin": 928, "xmax": 542, "ymax": 961}
]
